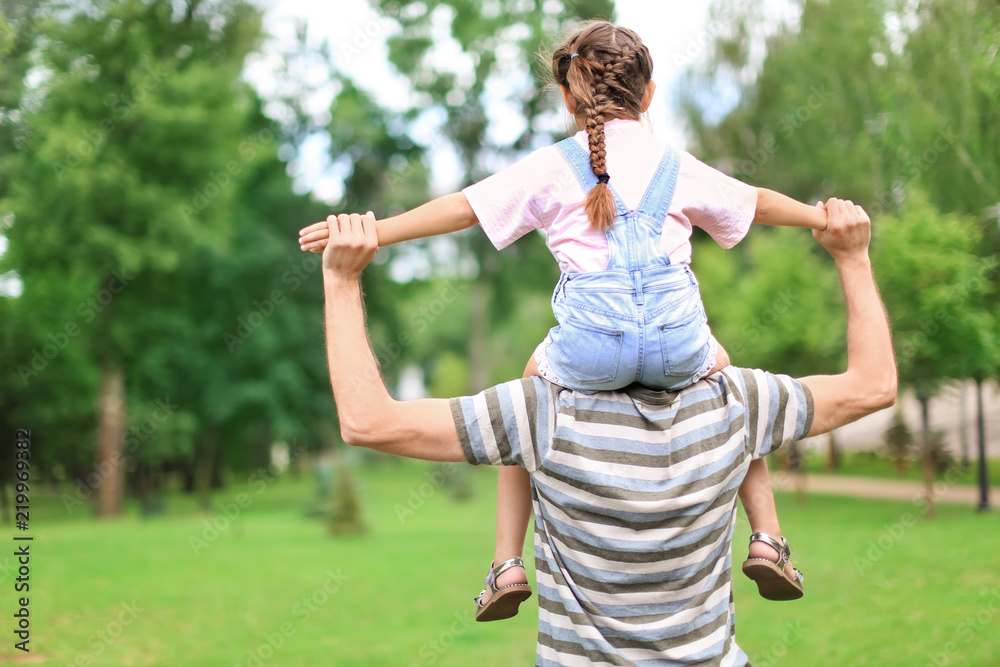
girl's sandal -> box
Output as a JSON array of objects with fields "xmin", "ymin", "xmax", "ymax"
[
  {"xmin": 741, "ymin": 532, "xmax": 805, "ymax": 601},
  {"xmin": 474, "ymin": 557, "xmax": 532, "ymax": 622}
]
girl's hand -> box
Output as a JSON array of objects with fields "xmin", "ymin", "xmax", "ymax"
[{"xmin": 299, "ymin": 217, "xmax": 337, "ymax": 252}]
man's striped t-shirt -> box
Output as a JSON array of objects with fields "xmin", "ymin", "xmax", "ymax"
[{"xmin": 450, "ymin": 366, "xmax": 813, "ymax": 667}]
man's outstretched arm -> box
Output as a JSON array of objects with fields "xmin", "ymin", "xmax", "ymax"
[
  {"xmin": 800, "ymin": 199, "xmax": 897, "ymax": 436},
  {"xmin": 322, "ymin": 213, "xmax": 466, "ymax": 462}
]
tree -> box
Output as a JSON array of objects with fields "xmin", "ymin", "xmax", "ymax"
[
  {"xmin": 1, "ymin": 0, "xmax": 264, "ymax": 515},
  {"xmin": 872, "ymin": 189, "xmax": 995, "ymax": 515},
  {"xmin": 683, "ymin": 0, "xmax": 1000, "ymax": 498},
  {"xmin": 681, "ymin": 0, "xmax": 1000, "ymax": 218}
]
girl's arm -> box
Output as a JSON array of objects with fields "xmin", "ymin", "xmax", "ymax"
[
  {"xmin": 299, "ymin": 192, "xmax": 479, "ymax": 251},
  {"xmin": 753, "ymin": 188, "xmax": 827, "ymax": 230}
]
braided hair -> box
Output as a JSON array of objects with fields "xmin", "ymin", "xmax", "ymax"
[{"xmin": 552, "ymin": 22, "xmax": 653, "ymax": 230}]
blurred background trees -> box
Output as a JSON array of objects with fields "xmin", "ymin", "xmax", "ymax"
[
  {"xmin": 0, "ymin": 0, "xmax": 996, "ymax": 520},
  {"xmin": 684, "ymin": 0, "xmax": 999, "ymax": 509}
]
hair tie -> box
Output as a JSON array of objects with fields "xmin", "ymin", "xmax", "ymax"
[
  {"xmin": 597, "ymin": 173, "xmax": 610, "ymax": 185},
  {"xmin": 570, "ymin": 53, "xmax": 579, "ymax": 59}
]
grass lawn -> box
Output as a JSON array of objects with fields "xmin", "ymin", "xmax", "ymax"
[
  {"xmin": 2, "ymin": 461, "xmax": 998, "ymax": 666},
  {"xmin": 801, "ymin": 449, "xmax": 1000, "ymax": 487}
]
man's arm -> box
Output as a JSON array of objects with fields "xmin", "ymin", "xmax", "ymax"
[
  {"xmin": 799, "ymin": 199, "xmax": 897, "ymax": 436},
  {"xmin": 754, "ymin": 188, "xmax": 827, "ymax": 230},
  {"xmin": 322, "ymin": 213, "xmax": 466, "ymax": 462},
  {"xmin": 299, "ymin": 193, "xmax": 478, "ymax": 251}
]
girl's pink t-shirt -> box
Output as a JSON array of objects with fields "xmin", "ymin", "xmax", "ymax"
[{"xmin": 462, "ymin": 118, "xmax": 758, "ymax": 273}]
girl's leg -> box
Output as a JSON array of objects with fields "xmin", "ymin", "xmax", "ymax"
[
  {"xmin": 478, "ymin": 356, "xmax": 537, "ymax": 607},
  {"xmin": 491, "ymin": 467, "xmax": 532, "ymax": 587},
  {"xmin": 738, "ymin": 458, "xmax": 798, "ymax": 581}
]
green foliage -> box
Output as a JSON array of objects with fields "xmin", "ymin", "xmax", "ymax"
[
  {"xmin": 696, "ymin": 226, "xmax": 844, "ymax": 377},
  {"xmin": 685, "ymin": 0, "xmax": 1000, "ymax": 389},
  {"xmin": 871, "ymin": 189, "xmax": 997, "ymax": 393},
  {"xmin": 0, "ymin": 1, "xmax": 337, "ymax": 507},
  {"xmin": 684, "ymin": 0, "xmax": 1000, "ymax": 219}
]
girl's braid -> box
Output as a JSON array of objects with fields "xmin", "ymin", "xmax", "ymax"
[{"xmin": 554, "ymin": 22, "xmax": 653, "ymax": 230}]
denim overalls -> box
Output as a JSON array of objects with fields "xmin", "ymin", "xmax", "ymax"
[{"xmin": 536, "ymin": 137, "xmax": 716, "ymax": 392}]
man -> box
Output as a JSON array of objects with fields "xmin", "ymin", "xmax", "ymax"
[{"xmin": 321, "ymin": 198, "xmax": 896, "ymax": 666}]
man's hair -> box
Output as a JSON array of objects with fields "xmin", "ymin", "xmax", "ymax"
[{"xmin": 551, "ymin": 21, "xmax": 654, "ymax": 230}]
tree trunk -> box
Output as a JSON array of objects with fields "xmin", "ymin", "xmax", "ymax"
[
  {"xmin": 94, "ymin": 363, "xmax": 126, "ymax": 517},
  {"xmin": 975, "ymin": 378, "xmax": 990, "ymax": 512},
  {"xmin": 918, "ymin": 394, "xmax": 936, "ymax": 518},
  {"xmin": 787, "ymin": 441, "xmax": 808, "ymax": 505},
  {"xmin": 181, "ymin": 462, "xmax": 196, "ymax": 493},
  {"xmin": 328, "ymin": 449, "xmax": 366, "ymax": 535},
  {"xmin": 825, "ymin": 430, "xmax": 841, "ymax": 470},
  {"xmin": 959, "ymin": 381, "xmax": 970, "ymax": 469},
  {"xmin": 195, "ymin": 429, "xmax": 217, "ymax": 511},
  {"xmin": 135, "ymin": 463, "xmax": 152, "ymax": 515}
]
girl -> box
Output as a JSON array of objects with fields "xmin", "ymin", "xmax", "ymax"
[{"xmin": 300, "ymin": 20, "xmax": 824, "ymax": 621}]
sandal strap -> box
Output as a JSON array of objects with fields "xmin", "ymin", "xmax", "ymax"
[
  {"xmin": 492, "ymin": 557, "xmax": 525, "ymax": 583},
  {"xmin": 483, "ymin": 557, "xmax": 525, "ymax": 595},
  {"xmin": 748, "ymin": 532, "xmax": 790, "ymax": 570}
]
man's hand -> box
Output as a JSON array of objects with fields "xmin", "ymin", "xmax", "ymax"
[
  {"xmin": 322, "ymin": 212, "xmax": 379, "ymax": 281},
  {"xmin": 813, "ymin": 198, "xmax": 871, "ymax": 261}
]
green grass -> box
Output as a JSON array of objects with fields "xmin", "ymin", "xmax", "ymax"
[
  {"xmin": 3, "ymin": 462, "xmax": 999, "ymax": 666},
  {"xmin": 802, "ymin": 450, "xmax": 1000, "ymax": 487}
]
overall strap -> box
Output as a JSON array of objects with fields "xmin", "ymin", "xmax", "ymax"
[
  {"xmin": 633, "ymin": 144, "xmax": 681, "ymax": 223},
  {"xmin": 554, "ymin": 137, "xmax": 630, "ymax": 217}
]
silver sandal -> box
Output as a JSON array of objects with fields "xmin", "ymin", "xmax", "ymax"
[
  {"xmin": 741, "ymin": 532, "xmax": 804, "ymax": 601},
  {"xmin": 473, "ymin": 557, "xmax": 532, "ymax": 622}
]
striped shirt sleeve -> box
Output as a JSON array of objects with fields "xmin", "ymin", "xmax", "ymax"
[
  {"xmin": 736, "ymin": 368, "xmax": 814, "ymax": 459},
  {"xmin": 449, "ymin": 376, "xmax": 552, "ymax": 471}
]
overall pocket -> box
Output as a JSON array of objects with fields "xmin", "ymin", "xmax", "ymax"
[
  {"xmin": 548, "ymin": 315, "xmax": 624, "ymax": 387},
  {"xmin": 657, "ymin": 303, "xmax": 711, "ymax": 380}
]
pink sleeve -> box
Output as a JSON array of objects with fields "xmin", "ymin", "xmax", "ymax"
[
  {"xmin": 461, "ymin": 149, "xmax": 552, "ymax": 250},
  {"xmin": 678, "ymin": 153, "xmax": 758, "ymax": 249}
]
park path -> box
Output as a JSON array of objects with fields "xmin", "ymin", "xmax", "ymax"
[{"xmin": 770, "ymin": 473, "xmax": 987, "ymax": 506}]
